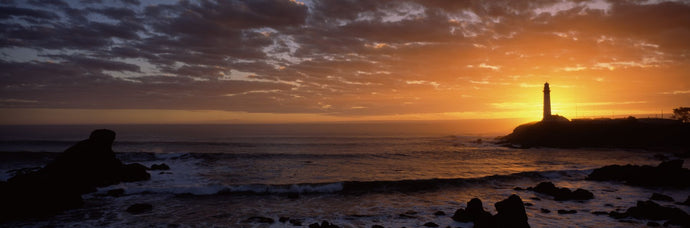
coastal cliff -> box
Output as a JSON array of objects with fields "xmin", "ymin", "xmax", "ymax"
[{"xmin": 500, "ymin": 117, "xmax": 690, "ymax": 149}]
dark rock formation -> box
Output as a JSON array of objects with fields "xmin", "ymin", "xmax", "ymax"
[
  {"xmin": 0, "ymin": 129, "xmax": 151, "ymax": 221},
  {"xmin": 452, "ymin": 198, "xmax": 492, "ymax": 224},
  {"xmin": 126, "ymin": 203, "xmax": 153, "ymax": 214},
  {"xmin": 650, "ymin": 193, "xmax": 674, "ymax": 202},
  {"xmin": 371, "ymin": 225, "xmax": 384, "ymax": 228},
  {"xmin": 500, "ymin": 118, "xmax": 690, "ymax": 149},
  {"xmin": 527, "ymin": 182, "xmax": 594, "ymax": 201},
  {"xmin": 150, "ymin": 163, "xmax": 170, "ymax": 170},
  {"xmin": 493, "ymin": 194, "xmax": 530, "ymax": 228},
  {"xmin": 608, "ymin": 200, "xmax": 689, "ymax": 226},
  {"xmin": 541, "ymin": 208, "xmax": 551, "ymax": 213},
  {"xmin": 586, "ymin": 160, "xmax": 690, "ymax": 187}
]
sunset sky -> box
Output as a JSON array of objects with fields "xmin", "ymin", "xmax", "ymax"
[{"xmin": 1, "ymin": 0, "xmax": 689, "ymax": 125}]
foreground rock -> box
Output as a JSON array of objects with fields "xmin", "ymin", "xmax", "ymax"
[
  {"xmin": 586, "ymin": 160, "xmax": 690, "ymax": 187},
  {"xmin": 0, "ymin": 129, "xmax": 150, "ymax": 221},
  {"xmin": 526, "ymin": 182, "xmax": 594, "ymax": 201},
  {"xmin": 608, "ymin": 200, "xmax": 689, "ymax": 227},
  {"xmin": 453, "ymin": 194, "xmax": 530, "ymax": 228}
]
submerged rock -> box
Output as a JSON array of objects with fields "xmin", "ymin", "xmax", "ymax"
[
  {"xmin": 527, "ymin": 182, "xmax": 594, "ymax": 201},
  {"xmin": 0, "ymin": 129, "xmax": 151, "ymax": 221}
]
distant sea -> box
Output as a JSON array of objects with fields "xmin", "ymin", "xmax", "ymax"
[{"xmin": 0, "ymin": 124, "xmax": 688, "ymax": 227}]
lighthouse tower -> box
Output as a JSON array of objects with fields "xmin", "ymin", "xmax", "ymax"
[{"xmin": 543, "ymin": 82, "xmax": 551, "ymax": 121}]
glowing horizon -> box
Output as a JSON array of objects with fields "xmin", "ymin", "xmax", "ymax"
[{"xmin": 1, "ymin": 0, "xmax": 689, "ymax": 127}]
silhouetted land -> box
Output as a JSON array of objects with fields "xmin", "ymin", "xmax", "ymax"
[{"xmin": 500, "ymin": 117, "xmax": 690, "ymax": 149}]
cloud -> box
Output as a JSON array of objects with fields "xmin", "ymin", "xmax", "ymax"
[{"xmin": 0, "ymin": 0, "xmax": 688, "ymax": 117}]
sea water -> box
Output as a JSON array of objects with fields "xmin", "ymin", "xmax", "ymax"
[{"xmin": 0, "ymin": 124, "xmax": 688, "ymax": 227}]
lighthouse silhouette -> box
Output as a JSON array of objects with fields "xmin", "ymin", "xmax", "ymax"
[{"xmin": 543, "ymin": 82, "xmax": 551, "ymax": 121}]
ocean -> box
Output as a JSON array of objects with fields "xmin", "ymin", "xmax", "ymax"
[{"xmin": 0, "ymin": 124, "xmax": 688, "ymax": 227}]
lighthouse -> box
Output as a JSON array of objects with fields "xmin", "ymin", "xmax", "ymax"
[{"xmin": 543, "ymin": 82, "xmax": 551, "ymax": 121}]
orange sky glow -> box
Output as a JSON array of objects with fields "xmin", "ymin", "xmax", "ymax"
[{"xmin": 1, "ymin": 0, "xmax": 689, "ymax": 130}]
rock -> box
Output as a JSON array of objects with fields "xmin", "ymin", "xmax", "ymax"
[
  {"xmin": 657, "ymin": 159, "xmax": 683, "ymax": 170},
  {"xmin": 106, "ymin": 188, "xmax": 125, "ymax": 197},
  {"xmin": 650, "ymin": 193, "xmax": 674, "ymax": 202},
  {"xmin": 493, "ymin": 194, "xmax": 530, "ymax": 228},
  {"xmin": 121, "ymin": 163, "xmax": 151, "ymax": 182},
  {"xmin": 126, "ymin": 203, "xmax": 152, "ymax": 214},
  {"xmin": 557, "ymin": 209, "xmax": 577, "ymax": 214},
  {"xmin": 287, "ymin": 192, "xmax": 299, "ymax": 199},
  {"xmin": 608, "ymin": 200, "xmax": 690, "ymax": 226},
  {"xmin": 591, "ymin": 211, "xmax": 608, "ymax": 215},
  {"xmin": 371, "ymin": 225, "xmax": 384, "ymax": 228},
  {"xmin": 524, "ymin": 202, "xmax": 533, "ymax": 206},
  {"xmin": 514, "ymin": 187, "xmax": 525, "ymax": 190},
  {"xmin": 0, "ymin": 129, "xmax": 151, "ymax": 221},
  {"xmin": 309, "ymin": 221, "xmax": 339, "ymax": 228},
  {"xmin": 242, "ymin": 216, "xmax": 275, "ymax": 224},
  {"xmin": 683, "ymin": 195, "xmax": 690, "ymax": 206},
  {"xmin": 279, "ymin": 216, "xmax": 289, "ymax": 223},
  {"xmin": 434, "ymin": 211, "xmax": 446, "ymax": 216},
  {"xmin": 647, "ymin": 221, "xmax": 660, "ymax": 227},
  {"xmin": 528, "ymin": 182, "xmax": 594, "ymax": 201},
  {"xmin": 540, "ymin": 208, "xmax": 551, "ymax": 213},
  {"xmin": 149, "ymin": 163, "xmax": 170, "ymax": 170},
  {"xmin": 587, "ymin": 160, "xmax": 690, "ymax": 187},
  {"xmin": 289, "ymin": 219, "xmax": 303, "ymax": 226},
  {"xmin": 451, "ymin": 198, "xmax": 492, "ymax": 224},
  {"xmin": 423, "ymin": 222, "xmax": 439, "ymax": 227}
]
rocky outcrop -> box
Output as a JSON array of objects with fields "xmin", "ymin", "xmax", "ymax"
[
  {"xmin": 586, "ymin": 160, "xmax": 690, "ymax": 187},
  {"xmin": 608, "ymin": 200, "xmax": 689, "ymax": 227},
  {"xmin": 500, "ymin": 118, "xmax": 690, "ymax": 149},
  {"xmin": 527, "ymin": 182, "xmax": 594, "ymax": 201},
  {"xmin": 0, "ymin": 129, "xmax": 150, "ymax": 221}
]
